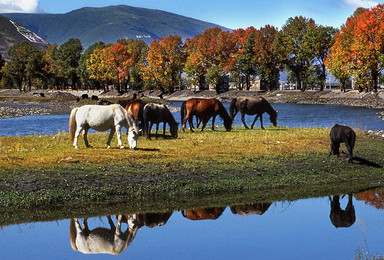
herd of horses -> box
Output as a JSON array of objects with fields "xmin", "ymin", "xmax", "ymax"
[{"xmin": 69, "ymin": 96, "xmax": 356, "ymax": 162}]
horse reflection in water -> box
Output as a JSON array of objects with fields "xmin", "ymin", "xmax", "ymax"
[
  {"xmin": 329, "ymin": 194, "xmax": 356, "ymax": 228},
  {"xmin": 136, "ymin": 212, "xmax": 173, "ymax": 228},
  {"xmin": 69, "ymin": 215, "xmax": 139, "ymax": 255},
  {"xmin": 230, "ymin": 202, "xmax": 272, "ymax": 216},
  {"xmin": 182, "ymin": 207, "xmax": 226, "ymax": 220}
]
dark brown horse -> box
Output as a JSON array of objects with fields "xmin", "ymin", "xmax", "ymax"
[
  {"xmin": 230, "ymin": 202, "xmax": 272, "ymax": 216},
  {"xmin": 119, "ymin": 99, "xmax": 147, "ymax": 130},
  {"xmin": 181, "ymin": 98, "xmax": 232, "ymax": 132},
  {"xmin": 143, "ymin": 103, "xmax": 178, "ymax": 139},
  {"xmin": 329, "ymin": 124, "xmax": 356, "ymax": 163},
  {"xmin": 329, "ymin": 194, "xmax": 356, "ymax": 228},
  {"xmin": 181, "ymin": 207, "xmax": 226, "ymax": 221},
  {"xmin": 230, "ymin": 96, "xmax": 277, "ymax": 129}
]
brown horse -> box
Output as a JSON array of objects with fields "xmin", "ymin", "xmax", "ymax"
[
  {"xmin": 181, "ymin": 207, "xmax": 226, "ymax": 221},
  {"xmin": 119, "ymin": 99, "xmax": 146, "ymax": 130},
  {"xmin": 230, "ymin": 202, "xmax": 272, "ymax": 216},
  {"xmin": 181, "ymin": 98, "xmax": 232, "ymax": 132},
  {"xmin": 230, "ymin": 96, "xmax": 277, "ymax": 129},
  {"xmin": 329, "ymin": 124, "xmax": 356, "ymax": 163},
  {"xmin": 329, "ymin": 194, "xmax": 356, "ymax": 228}
]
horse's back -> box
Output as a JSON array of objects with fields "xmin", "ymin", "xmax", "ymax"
[{"xmin": 77, "ymin": 105, "xmax": 118, "ymax": 131}]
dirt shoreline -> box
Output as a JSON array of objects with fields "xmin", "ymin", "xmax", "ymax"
[{"xmin": 1, "ymin": 89, "xmax": 384, "ymax": 119}]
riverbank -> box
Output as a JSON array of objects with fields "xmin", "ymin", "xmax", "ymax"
[
  {"xmin": 0, "ymin": 127, "xmax": 383, "ymax": 225},
  {"xmin": 1, "ymin": 89, "xmax": 384, "ymax": 119}
]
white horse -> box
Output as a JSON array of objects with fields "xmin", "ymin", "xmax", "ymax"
[
  {"xmin": 69, "ymin": 104, "xmax": 138, "ymax": 149},
  {"xmin": 69, "ymin": 215, "xmax": 139, "ymax": 255}
]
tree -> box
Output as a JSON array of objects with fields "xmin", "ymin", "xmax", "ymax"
[
  {"xmin": 79, "ymin": 41, "xmax": 106, "ymax": 89},
  {"xmin": 7, "ymin": 41, "xmax": 43, "ymax": 92},
  {"xmin": 231, "ymin": 27, "xmax": 258, "ymax": 90},
  {"xmin": 146, "ymin": 35, "xmax": 185, "ymax": 93},
  {"xmin": 58, "ymin": 38, "xmax": 83, "ymax": 89},
  {"xmin": 274, "ymin": 16, "xmax": 316, "ymax": 91},
  {"xmin": 117, "ymin": 39, "xmax": 149, "ymax": 91},
  {"xmin": 254, "ymin": 25, "xmax": 281, "ymax": 91},
  {"xmin": 304, "ymin": 25, "xmax": 338, "ymax": 91}
]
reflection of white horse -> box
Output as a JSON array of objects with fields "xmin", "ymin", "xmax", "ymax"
[
  {"xmin": 69, "ymin": 104, "xmax": 138, "ymax": 149},
  {"xmin": 69, "ymin": 215, "xmax": 139, "ymax": 255}
]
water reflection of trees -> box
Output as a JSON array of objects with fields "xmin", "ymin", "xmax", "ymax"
[{"xmin": 354, "ymin": 190, "xmax": 384, "ymax": 210}]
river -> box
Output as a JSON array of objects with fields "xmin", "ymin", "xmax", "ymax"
[{"xmin": 0, "ymin": 103, "xmax": 383, "ymax": 136}]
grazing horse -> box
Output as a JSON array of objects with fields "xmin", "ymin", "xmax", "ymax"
[
  {"xmin": 329, "ymin": 194, "xmax": 356, "ymax": 228},
  {"xmin": 69, "ymin": 215, "xmax": 139, "ymax": 255},
  {"xmin": 230, "ymin": 96, "xmax": 277, "ymax": 129},
  {"xmin": 329, "ymin": 124, "xmax": 356, "ymax": 163},
  {"xmin": 181, "ymin": 98, "xmax": 232, "ymax": 132},
  {"xmin": 143, "ymin": 103, "xmax": 178, "ymax": 139},
  {"xmin": 135, "ymin": 212, "xmax": 173, "ymax": 228},
  {"xmin": 181, "ymin": 207, "xmax": 226, "ymax": 221},
  {"xmin": 119, "ymin": 99, "xmax": 147, "ymax": 130},
  {"xmin": 69, "ymin": 104, "xmax": 138, "ymax": 149}
]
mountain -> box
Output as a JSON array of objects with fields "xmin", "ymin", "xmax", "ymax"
[
  {"xmin": 0, "ymin": 15, "xmax": 49, "ymax": 60},
  {"xmin": 2, "ymin": 5, "xmax": 229, "ymax": 50}
]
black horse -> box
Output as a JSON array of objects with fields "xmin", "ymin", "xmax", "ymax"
[
  {"xmin": 329, "ymin": 124, "xmax": 356, "ymax": 163},
  {"xmin": 143, "ymin": 103, "xmax": 178, "ymax": 139}
]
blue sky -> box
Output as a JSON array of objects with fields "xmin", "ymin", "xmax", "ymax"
[{"xmin": 0, "ymin": 0, "xmax": 381, "ymax": 29}]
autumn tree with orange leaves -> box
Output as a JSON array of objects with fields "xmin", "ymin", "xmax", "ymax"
[
  {"xmin": 326, "ymin": 5, "xmax": 384, "ymax": 92},
  {"xmin": 145, "ymin": 35, "xmax": 184, "ymax": 93}
]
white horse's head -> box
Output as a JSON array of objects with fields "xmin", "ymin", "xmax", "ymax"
[{"xmin": 128, "ymin": 127, "xmax": 138, "ymax": 149}]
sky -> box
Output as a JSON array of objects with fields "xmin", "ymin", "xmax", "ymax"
[{"xmin": 0, "ymin": 0, "xmax": 381, "ymax": 29}]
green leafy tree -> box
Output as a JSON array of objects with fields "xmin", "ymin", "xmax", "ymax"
[
  {"xmin": 58, "ymin": 38, "xmax": 83, "ymax": 89},
  {"xmin": 7, "ymin": 41, "xmax": 43, "ymax": 92},
  {"xmin": 303, "ymin": 25, "xmax": 338, "ymax": 90},
  {"xmin": 274, "ymin": 16, "xmax": 316, "ymax": 91}
]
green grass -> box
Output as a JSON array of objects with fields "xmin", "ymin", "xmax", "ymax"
[{"xmin": 0, "ymin": 127, "xmax": 383, "ymax": 226}]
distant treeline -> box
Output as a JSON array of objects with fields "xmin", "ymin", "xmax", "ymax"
[{"xmin": 1, "ymin": 5, "xmax": 383, "ymax": 93}]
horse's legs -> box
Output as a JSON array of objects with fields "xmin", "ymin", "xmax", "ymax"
[
  {"xmin": 259, "ymin": 114, "xmax": 264, "ymax": 129},
  {"xmin": 201, "ymin": 117, "xmax": 209, "ymax": 131},
  {"xmin": 83, "ymin": 128, "xmax": 93, "ymax": 148},
  {"xmin": 345, "ymin": 142, "xmax": 354, "ymax": 163},
  {"xmin": 155, "ymin": 123, "xmax": 159, "ymax": 139},
  {"xmin": 241, "ymin": 113, "xmax": 249, "ymax": 129},
  {"xmin": 73, "ymin": 127, "xmax": 83, "ymax": 149},
  {"xmin": 211, "ymin": 115, "xmax": 216, "ymax": 130},
  {"xmin": 251, "ymin": 114, "xmax": 260, "ymax": 129},
  {"xmin": 115, "ymin": 125, "xmax": 124, "ymax": 149},
  {"xmin": 163, "ymin": 122, "xmax": 166, "ymax": 138},
  {"xmin": 107, "ymin": 128, "xmax": 116, "ymax": 148}
]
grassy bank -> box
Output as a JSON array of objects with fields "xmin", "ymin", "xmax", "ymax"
[{"xmin": 0, "ymin": 127, "xmax": 383, "ymax": 225}]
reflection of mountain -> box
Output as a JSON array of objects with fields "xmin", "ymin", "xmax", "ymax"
[{"xmin": 355, "ymin": 190, "xmax": 384, "ymax": 210}]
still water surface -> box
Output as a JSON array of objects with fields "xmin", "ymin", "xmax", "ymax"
[
  {"xmin": 1, "ymin": 191, "xmax": 384, "ymax": 259},
  {"xmin": 0, "ymin": 102, "xmax": 383, "ymax": 136}
]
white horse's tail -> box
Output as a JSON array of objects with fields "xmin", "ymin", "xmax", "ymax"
[{"xmin": 69, "ymin": 108, "xmax": 78, "ymax": 142}]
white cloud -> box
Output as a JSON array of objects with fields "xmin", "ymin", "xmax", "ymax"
[
  {"xmin": 0, "ymin": 0, "xmax": 39, "ymax": 13},
  {"xmin": 343, "ymin": 0, "xmax": 379, "ymax": 8}
]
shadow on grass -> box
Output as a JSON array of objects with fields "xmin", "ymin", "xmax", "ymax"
[{"xmin": 353, "ymin": 157, "xmax": 382, "ymax": 168}]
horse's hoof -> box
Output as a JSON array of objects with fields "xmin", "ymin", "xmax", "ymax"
[
  {"xmin": 120, "ymin": 146, "xmax": 125, "ymax": 149},
  {"xmin": 107, "ymin": 145, "xmax": 111, "ymax": 149},
  {"xmin": 74, "ymin": 146, "xmax": 78, "ymax": 149}
]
